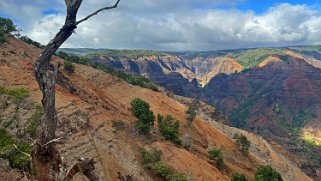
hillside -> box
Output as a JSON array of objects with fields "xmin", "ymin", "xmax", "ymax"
[
  {"xmin": 0, "ymin": 37, "xmax": 314, "ymax": 180},
  {"xmin": 61, "ymin": 45, "xmax": 321, "ymax": 179}
]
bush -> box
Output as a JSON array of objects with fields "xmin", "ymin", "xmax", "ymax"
[
  {"xmin": 254, "ymin": 165, "xmax": 283, "ymax": 181},
  {"xmin": 64, "ymin": 60, "xmax": 75, "ymax": 73},
  {"xmin": 186, "ymin": 105, "xmax": 196, "ymax": 126},
  {"xmin": 208, "ymin": 148, "xmax": 224, "ymax": 169},
  {"xmin": 232, "ymin": 173, "xmax": 248, "ymax": 181},
  {"xmin": 0, "ymin": 17, "xmax": 17, "ymax": 44},
  {"xmin": 234, "ymin": 133, "xmax": 251, "ymax": 155},
  {"xmin": 0, "ymin": 129, "xmax": 31, "ymax": 171},
  {"xmin": 140, "ymin": 147, "xmax": 188, "ymax": 181},
  {"xmin": 140, "ymin": 147, "xmax": 161, "ymax": 165},
  {"xmin": 19, "ymin": 36, "xmax": 44, "ymax": 48},
  {"xmin": 131, "ymin": 98, "xmax": 155, "ymax": 134},
  {"xmin": 158, "ymin": 114, "xmax": 181, "ymax": 145},
  {"xmin": 0, "ymin": 86, "xmax": 29, "ymax": 101}
]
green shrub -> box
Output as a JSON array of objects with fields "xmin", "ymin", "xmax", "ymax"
[
  {"xmin": 0, "ymin": 129, "xmax": 31, "ymax": 171},
  {"xmin": 131, "ymin": 98, "xmax": 155, "ymax": 134},
  {"xmin": 186, "ymin": 105, "xmax": 196, "ymax": 126},
  {"xmin": 158, "ymin": 114, "xmax": 181, "ymax": 145},
  {"xmin": 64, "ymin": 60, "xmax": 75, "ymax": 73},
  {"xmin": 25, "ymin": 105, "xmax": 43, "ymax": 138},
  {"xmin": 19, "ymin": 36, "xmax": 44, "ymax": 48},
  {"xmin": 234, "ymin": 133, "xmax": 251, "ymax": 155},
  {"xmin": 0, "ymin": 17, "xmax": 17, "ymax": 44},
  {"xmin": 146, "ymin": 161, "xmax": 172, "ymax": 178},
  {"xmin": 140, "ymin": 147, "xmax": 187, "ymax": 181},
  {"xmin": 254, "ymin": 165, "xmax": 283, "ymax": 181},
  {"xmin": 232, "ymin": 173, "xmax": 248, "ymax": 181},
  {"xmin": 0, "ymin": 86, "xmax": 29, "ymax": 101},
  {"xmin": 208, "ymin": 148, "xmax": 224, "ymax": 169},
  {"xmin": 140, "ymin": 147, "xmax": 161, "ymax": 165}
]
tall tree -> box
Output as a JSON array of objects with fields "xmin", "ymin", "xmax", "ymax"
[{"xmin": 32, "ymin": 0, "xmax": 121, "ymax": 180}]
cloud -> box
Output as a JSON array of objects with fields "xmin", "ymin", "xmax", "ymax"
[{"xmin": 2, "ymin": 1, "xmax": 321, "ymax": 50}]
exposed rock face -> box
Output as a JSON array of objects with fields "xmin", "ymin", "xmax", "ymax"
[
  {"xmin": 0, "ymin": 37, "xmax": 315, "ymax": 181},
  {"xmin": 82, "ymin": 48, "xmax": 321, "ymax": 180}
]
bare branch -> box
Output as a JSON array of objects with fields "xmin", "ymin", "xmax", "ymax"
[{"xmin": 76, "ymin": 0, "xmax": 121, "ymax": 25}]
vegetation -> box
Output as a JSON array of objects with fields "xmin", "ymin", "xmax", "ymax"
[
  {"xmin": 232, "ymin": 48, "xmax": 285, "ymax": 69},
  {"xmin": 185, "ymin": 105, "xmax": 196, "ymax": 126},
  {"xmin": 208, "ymin": 148, "xmax": 224, "ymax": 169},
  {"xmin": 234, "ymin": 133, "xmax": 251, "ymax": 155},
  {"xmin": 85, "ymin": 49, "xmax": 167, "ymax": 59},
  {"xmin": 131, "ymin": 98, "xmax": 155, "ymax": 134},
  {"xmin": 254, "ymin": 165, "xmax": 283, "ymax": 181},
  {"xmin": 112, "ymin": 120, "xmax": 125, "ymax": 130},
  {"xmin": 25, "ymin": 105, "xmax": 43, "ymax": 139},
  {"xmin": 0, "ymin": 17, "xmax": 17, "ymax": 44},
  {"xmin": 57, "ymin": 51, "xmax": 158, "ymax": 91},
  {"xmin": 157, "ymin": 114, "xmax": 181, "ymax": 145},
  {"xmin": 232, "ymin": 173, "xmax": 248, "ymax": 181},
  {"xmin": 63, "ymin": 60, "xmax": 75, "ymax": 73},
  {"xmin": 0, "ymin": 129, "xmax": 31, "ymax": 171},
  {"xmin": 0, "ymin": 86, "xmax": 29, "ymax": 101},
  {"xmin": 19, "ymin": 36, "xmax": 44, "ymax": 48},
  {"xmin": 140, "ymin": 147, "xmax": 187, "ymax": 181}
]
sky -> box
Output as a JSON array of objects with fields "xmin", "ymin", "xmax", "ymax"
[{"xmin": 1, "ymin": 0, "xmax": 321, "ymax": 51}]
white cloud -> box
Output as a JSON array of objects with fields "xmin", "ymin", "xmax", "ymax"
[{"xmin": 2, "ymin": 1, "xmax": 321, "ymax": 50}]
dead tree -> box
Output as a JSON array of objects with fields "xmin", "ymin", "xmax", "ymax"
[{"xmin": 32, "ymin": 0, "xmax": 121, "ymax": 180}]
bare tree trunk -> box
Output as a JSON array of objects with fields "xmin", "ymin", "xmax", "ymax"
[{"xmin": 32, "ymin": 0, "xmax": 120, "ymax": 180}]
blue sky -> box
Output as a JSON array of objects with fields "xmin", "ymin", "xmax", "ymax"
[{"xmin": 1, "ymin": 0, "xmax": 321, "ymax": 50}]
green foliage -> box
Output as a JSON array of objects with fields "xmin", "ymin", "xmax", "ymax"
[
  {"xmin": 0, "ymin": 129, "xmax": 31, "ymax": 171},
  {"xmin": 19, "ymin": 36, "xmax": 44, "ymax": 48},
  {"xmin": 140, "ymin": 147, "xmax": 188, "ymax": 181},
  {"xmin": 140, "ymin": 147, "xmax": 162, "ymax": 164},
  {"xmin": 232, "ymin": 48, "xmax": 285, "ymax": 69},
  {"xmin": 64, "ymin": 60, "xmax": 75, "ymax": 73},
  {"xmin": 86, "ymin": 49, "xmax": 167, "ymax": 59},
  {"xmin": 254, "ymin": 165, "xmax": 283, "ymax": 181},
  {"xmin": 131, "ymin": 98, "xmax": 155, "ymax": 134},
  {"xmin": 0, "ymin": 86, "xmax": 29, "ymax": 101},
  {"xmin": 157, "ymin": 114, "xmax": 181, "ymax": 145},
  {"xmin": 234, "ymin": 133, "xmax": 251, "ymax": 155},
  {"xmin": 56, "ymin": 52, "xmax": 158, "ymax": 91},
  {"xmin": 0, "ymin": 17, "xmax": 17, "ymax": 34},
  {"xmin": 146, "ymin": 161, "xmax": 173, "ymax": 178},
  {"xmin": 0, "ymin": 17, "xmax": 17, "ymax": 44},
  {"xmin": 186, "ymin": 105, "xmax": 196, "ymax": 126},
  {"xmin": 232, "ymin": 173, "xmax": 248, "ymax": 181},
  {"xmin": 25, "ymin": 105, "xmax": 43, "ymax": 139},
  {"xmin": 208, "ymin": 148, "xmax": 224, "ymax": 169}
]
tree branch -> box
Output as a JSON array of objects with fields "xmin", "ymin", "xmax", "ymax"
[{"xmin": 76, "ymin": 0, "xmax": 121, "ymax": 25}]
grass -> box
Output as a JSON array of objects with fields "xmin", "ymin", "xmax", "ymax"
[
  {"xmin": 0, "ymin": 86, "xmax": 29, "ymax": 101},
  {"xmin": 231, "ymin": 48, "xmax": 285, "ymax": 69}
]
